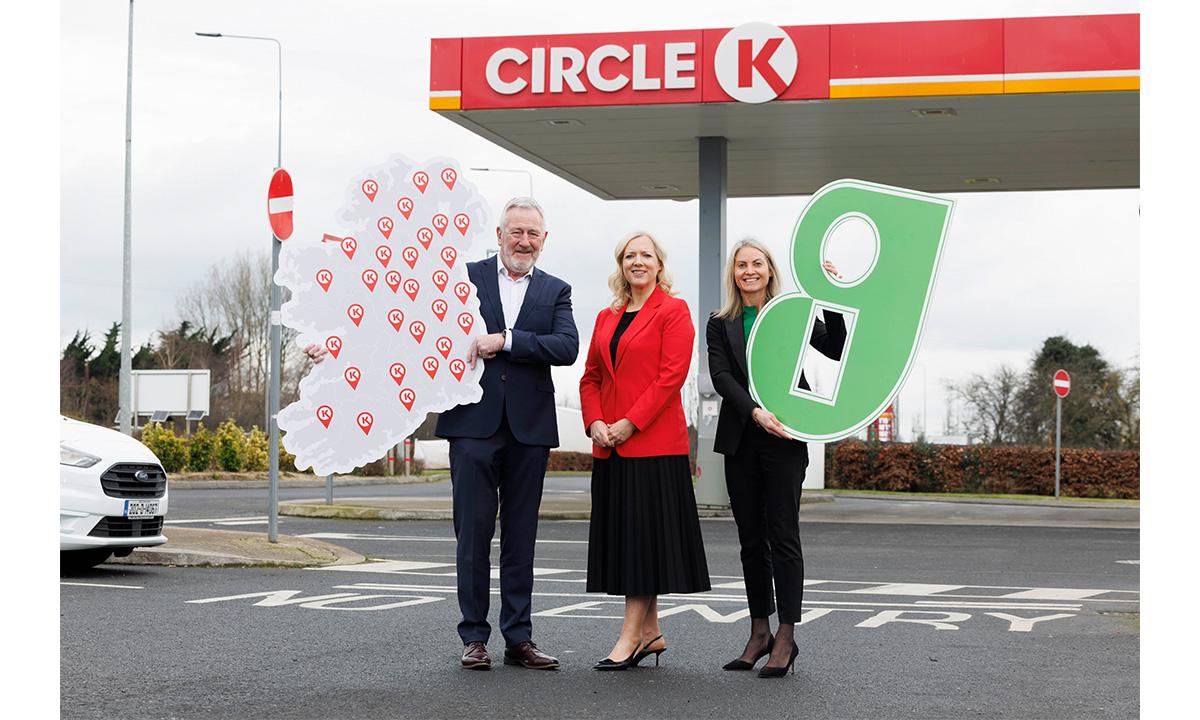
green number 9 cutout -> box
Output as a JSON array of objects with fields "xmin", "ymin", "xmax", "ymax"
[{"xmin": 746, "ymin": 179, "xmax": 953, "ymax": 441}]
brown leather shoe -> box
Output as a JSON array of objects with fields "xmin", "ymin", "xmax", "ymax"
[
  {"xmin": 461, "ymin": 641, "xmax": 491, "ymax": 670},
  {"xmin": 503, "ymin": 641, "xmax": 560, "ymax": 670}
]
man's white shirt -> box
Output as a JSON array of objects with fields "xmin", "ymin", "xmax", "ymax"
[{"xmin": 497, "ymin": 261, "xmax": 532, "ymax": 352}]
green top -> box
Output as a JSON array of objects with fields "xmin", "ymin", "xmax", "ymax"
[{"xmin": 742, "ymin": 304, "xmax": 758, "ymax": 342}]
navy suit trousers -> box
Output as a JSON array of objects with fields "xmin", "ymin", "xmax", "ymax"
[{"xmin": 449, "ymin": 411, "xmax": 549, "ymax": 647}]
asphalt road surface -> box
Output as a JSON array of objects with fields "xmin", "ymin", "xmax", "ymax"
[{"xmin": 61, "ymin": 496, "xmax": 1139, "ymax": 720}]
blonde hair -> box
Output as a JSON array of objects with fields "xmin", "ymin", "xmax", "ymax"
[
  {"xmin": 715, "ymin": 238, "xmax": 782, "ymax": 319},
  {"xmin": 607, "ymin": 231, "xmax": 676, "ymax": 312}
]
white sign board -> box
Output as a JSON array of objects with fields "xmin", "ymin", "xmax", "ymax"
[
  {"xmin": 276, "ymin": 155, "xmax": 487, "ymax": 476},
  {"xmin": 131, "ymin": 369, "xmax": 211, "ymax": 416}
]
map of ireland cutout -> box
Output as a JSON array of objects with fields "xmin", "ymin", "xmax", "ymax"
[
  {"xmin": 746, "ymin": 179, "xmax": 953, "ymax": 442},
  {"xmin": 276, "ymin": 155, "xmax": 487, "ymax": 476}
]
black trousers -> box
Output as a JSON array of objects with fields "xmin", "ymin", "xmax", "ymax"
[
  {"xmin": 724, "ymin": 423, "xmax": 808, "ymax": 624},
  {"xmin": 448, "ymin": 413, "xmax": 549, "ymax": 647}
]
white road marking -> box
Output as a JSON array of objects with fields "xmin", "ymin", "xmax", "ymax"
[
  {"xmin": 165, "ymin": 516, "xmax": 270, "ymax": 525},
  {"xmin": 1116, "ymin": 560, "xmax": 1139, "ymax": 565},
  {"xmin": 61, "ymin": 582, "xmax": 144, "ymax": 590},
  {"xmin": 299, "ymin": 532, "xmax": 587, "ymax": 545},
  {"xmin": 845, "ymin": 583, "xmax": 965, "ymax": 596}
]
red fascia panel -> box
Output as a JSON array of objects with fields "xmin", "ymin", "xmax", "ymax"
[
  {"xmin": 430, "ymin": 38, "xmax": 462, "ymax": 92},
  {"xmin": 1004, "ymin": 14, "xmax": 1139, "ymax": 73},
  {"xmin": 830, "ymin": 19, "xmax": 1004, "ymax": 79},
  {"xmin": 460, "ymin": 30, "xmax": 705, "ymax": 110},
  {"xmin": 701, "ymin": 25, "xmax": 830, "ymax": 102}
]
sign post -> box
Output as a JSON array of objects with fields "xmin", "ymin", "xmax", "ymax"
[
  {"xmin": 1053, "ymin": 369, "xmax": 1070, "ymax": 498},
  {"xmin": 267, "ymin": 167, "xmax": 293, "ymax": 542}
]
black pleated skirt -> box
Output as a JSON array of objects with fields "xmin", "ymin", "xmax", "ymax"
[{"xmin": 586, "ymin": 452, "xmax": 711, "ymax": 596}]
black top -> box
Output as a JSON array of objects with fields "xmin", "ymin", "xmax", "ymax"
[{"xmin": 609, "ymin": 310, "xmax": 638, "ymax": 365}]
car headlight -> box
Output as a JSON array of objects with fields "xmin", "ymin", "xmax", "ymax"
[{"xmin": 60, "ymin": 445, "xmax": 101, "ymax": 468}]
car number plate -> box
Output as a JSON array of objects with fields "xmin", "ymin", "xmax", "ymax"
[{"xmin": 124, "ymin": 500, "xmax": 160, "ymax": 518}]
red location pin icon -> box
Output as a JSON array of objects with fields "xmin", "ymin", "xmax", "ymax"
[
  {"xmin": 341, "ymin": 237, "xmax": 358, "ymax": 260},
  {"xmin": 431, "ymin": 298, "xmax": 448, "ymax": 321},
  {"xmin": 412, "ymin": 171, "xmax": 429, "ymax": 194},
  {"xmin": 356, "ymin": 411, "xmax": 374, "ymax": 436},
  {"xmin": 361, "ymin": 268, "xmax": 378, "ymax": 292},
  {"xmin": 441, "ymin": 246, "xmax": 458, "ymax": 268},
  {"xmin": 375, "ymin": 245, "xmax": 392, "ymax": 268},
  {"xmin": 385, "ymin": 270, "xmax": 402, "ymax": 293},
  {"xmin": 347, "ymin": 303, "xmax": 365, "ymax": 327},
  {"xmin": 409, "ymin": 320, "xmax": 426, "ymax": 344},
  {"xmin": 450, "ymin": 359, "xmax": 466, "ymax": 381},
  {"xmin": 435, "ymin": 335, "xmax": 453, "ymax": 359},
  {"xmin": 377, "ymin": 216, "xmax": 394, "ymax": 240},
  {"xmin": 325, "ymin": 336, "xmax": 342, "ymax": 359},
  {"xmin": 399, "ymin": 388, "xmax": 416, "ymax": 411},
  {"xmin": 416, "ymin": 227, "xmax": 434, "ymax": 249},
  {"xmin": 361, "ymin": 179, "xmax": 378, "ymax": 202},
  {"xmin": 389, "ymin": 362, "xmax": 407, "ymax": 386},
  {"xmin": 456, "ymin": 313, "xmax": 475, "ymax": 335},
  {"xmin": 344, "ymin": 366, "xmax": 361, "ymax": 390},
  {"xmin": 432, "ymin": 270, "xmax": 449, "ymax": 292},
  {"xmin": 316, "ymin": 405, "xmax": 334, "ymax": 428},
  {"xmin": 441, "ymin": 167, "xmax": 457, "ymax": 190},
  {"xmin": 403, "ymin": 246, "xmax": 420, "ymax": 269},
  {"xmin": 453, "ymin": 213, "xmax": 470, "ymax": 236},
  {"xmin": 397, "ymin": 197, "xmax": 414, "ymax": 220},
  {"xmin": 453, "ymin": 282, "xmax": 471, "ymax": 304},
  {"xmin": 316, "ymin": 269, "xmax": 333, "ymax": 292},
  {"xmin": 422, "ymin": 356, "xmax": 439, "ymax": 379},
  {"xmin": 431, "ymin": 214, "xmax": 449, "ymax": 236},
  {"xmin": 388, "ymin": 309, "xmax": 405, "ymax": 332},
  {"xmin": 403, "ymin": 278, "xmax": 421, "ymax": 301}
]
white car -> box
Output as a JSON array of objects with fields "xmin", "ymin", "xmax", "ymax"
[{"xmin": 60, "ymin": 416, "xmax": 169, "ymax": 569}]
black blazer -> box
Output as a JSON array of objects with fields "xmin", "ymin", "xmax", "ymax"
[
  {"xmin": 706, "ymin": 308, "xmax": 846, "ymax": 456},
  {"xmin": 435, "ymin": 255, "xmax": 579, "ymax": 447}
]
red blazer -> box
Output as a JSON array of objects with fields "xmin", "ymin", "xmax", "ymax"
[{"xmin": 579, "ymin": 286, "xmax": 695, "ymax": 459}]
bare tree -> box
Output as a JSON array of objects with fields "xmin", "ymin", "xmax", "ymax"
[{"xmin": 945, "ymin": 365, "xmax": 1023, "ymax": 445}]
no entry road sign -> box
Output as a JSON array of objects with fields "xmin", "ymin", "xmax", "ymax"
[
  {"xmin": 267, "ymin": 168, "xmax": 294, "ymax": 241},
  {"xmin": 1053, "ymin": 370, "xmax": 1071, "ymax": 398}
]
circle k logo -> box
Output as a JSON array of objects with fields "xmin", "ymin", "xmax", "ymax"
[{"xmin": 714, "ymin": 22, "xmax": 797, "ymax": 104}]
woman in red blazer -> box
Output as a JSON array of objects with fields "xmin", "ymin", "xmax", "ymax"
[{"xmin": 580, "ymin": 231, "xmax": 710, "ymax": 671}]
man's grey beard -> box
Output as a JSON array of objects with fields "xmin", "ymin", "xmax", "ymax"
[{"xmin": 502, "ymin": 249, "xmax": 536, "ymax": 274}]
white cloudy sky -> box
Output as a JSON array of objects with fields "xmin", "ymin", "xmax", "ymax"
[{"xmin": 60, "ymin": 0, "xmax": 1141, "ymax": 439}]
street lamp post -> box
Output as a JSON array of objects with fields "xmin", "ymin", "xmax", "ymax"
[
  {"xmin": 118, "ymin": 0, "xmax": 135, "ymax": 435},
  {"xmin": 469, "ymin": 167, "xmax": 534, "ymax": 197},
  {"xmin": 196, "ymin": 31, "xmax": 284, "ymax": 543}
]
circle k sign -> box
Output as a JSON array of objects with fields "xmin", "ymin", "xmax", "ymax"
[{"xmin": 714, "ymin": 22, "xmax": 798, "ymax": 104}]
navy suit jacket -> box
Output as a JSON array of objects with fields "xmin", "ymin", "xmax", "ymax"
[{"xmin": 435, "ymin": 255, "xmax": 579, "ymax": 447}]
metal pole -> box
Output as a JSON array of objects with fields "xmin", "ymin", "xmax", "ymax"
[
  {"xmin": 118, "ymin": 0, "xmax": 135, "ymax": 435},
  {"xmin": 694, "ymin": 136, "xmax": 728, "ymax": 507},
  {"xmin": 267, "ymin": 38, "xmax": 283, "ymax": 543},
  {"xmin": 325, "ymin": 475, "xmax": 333, "ymax": 505},
  {"xmin": 1054, "ymin": 396, "xmax": 1062, "ymax": 498},
  {"xmin": 195, "ymin": 32, "xmax": 283, "ymax": 540}
]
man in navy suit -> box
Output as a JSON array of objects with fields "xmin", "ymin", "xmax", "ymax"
[{"xmin": 435, "ymin": 197, "xmax": 579, "ymax": 670}]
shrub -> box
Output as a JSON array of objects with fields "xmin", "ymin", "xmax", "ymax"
[
  {"xmin": 279, "ymin": 438, "xmax": 297, "ymax": 473},
  {"xmin": 547, "ymin": 451, "xmax": 592, "ymax": 472},
  {"xmin": 215, "ymin": 419, "xmax": 248, "ymax": 472},
  {"xmin": 140, "ymin": 423, "xmax": 188, "ymax": 473},
  {"xmin": 244, "ymin": 426, "xmax": 269, "ymax": 472},
  {"xmin": 827, "ymin": 441, "xmax": 1138, "ymax": 499},
  {"xmin": 187, "ymin": 424, "xmax": 216, "ymax": 472}
]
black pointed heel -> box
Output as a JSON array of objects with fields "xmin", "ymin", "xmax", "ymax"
[
  {"xmin": 594, "ymin": 644, "xmax": 639, "ymax": 671},
  {"xmin": 631, "ymin": 635, "xmax": 667, "ymax": 667},
  {"xmin": 722, "ymin": 635, "xmax": 774, "ymax": 671},
  {"xmin": 757, "ymin": 641, "xmax": 799, "ymax": 678}
]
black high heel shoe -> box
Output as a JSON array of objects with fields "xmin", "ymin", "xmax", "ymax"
[
  {"xmin": 757, "ymin": 641, "xmax": 799, "ymax": 678},
  {"xmin": 722, "ymin": 635, "xmax": 774, "ymax": 671},
  {"xmin": 594, "ymin": 643, "xmax": 639, "ymax": 671},
  {"xmin": 631, "ymin": 635, "xmax": 667, "ymax": 667}
]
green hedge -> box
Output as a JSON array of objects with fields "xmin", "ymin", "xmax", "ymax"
[{"xmin": 136, "ymin": 421, "xmax": 296, "ymax": 474}]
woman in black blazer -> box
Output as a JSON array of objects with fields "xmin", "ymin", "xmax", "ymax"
[{"xmin": 706, "ymin": 239, "xmax": 846, "ymax": 678}]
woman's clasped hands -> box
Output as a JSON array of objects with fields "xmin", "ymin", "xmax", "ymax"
[{"xmin": 589, "ymin": 418, "xmax": 636, "ymax": 448}]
